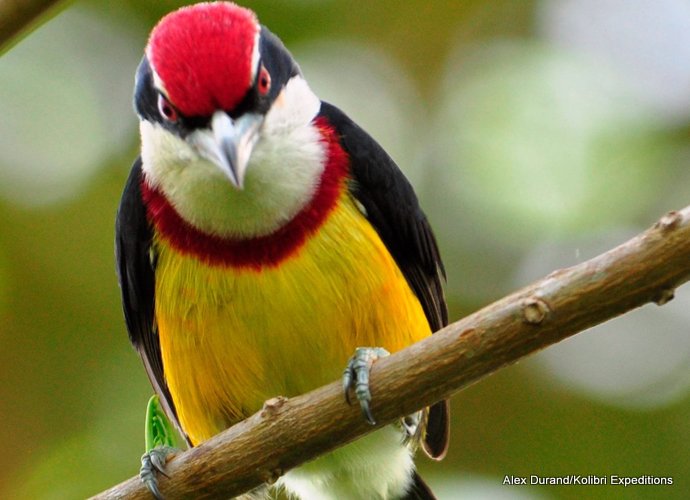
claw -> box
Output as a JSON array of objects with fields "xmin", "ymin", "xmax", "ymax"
[
  {"xmin": 140, "ymin": 446, "xmax": 177, "ymax": 500},
  {"xmin": 342, "ymin": 347, "xmax": 390, "ymax": 425}
]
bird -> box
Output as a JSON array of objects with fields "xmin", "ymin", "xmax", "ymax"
[{"xmin": 115, "ymin": 2, "xmax": 449, "ymax": 499}]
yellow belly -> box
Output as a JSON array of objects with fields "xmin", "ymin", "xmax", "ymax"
[{"xmin": 154, "ymin": 194, "xmax": 431, "ymax": 445}]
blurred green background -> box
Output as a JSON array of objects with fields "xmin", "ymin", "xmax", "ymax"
[{"xmin": 1, "ymin": 0, "xmax": 689, "ymax": 498}]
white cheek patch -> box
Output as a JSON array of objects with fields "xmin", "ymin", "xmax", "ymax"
[
  {"xmin": 263, "ymin": 76, "xmax": 321, "ymax": 135},
  {"xmin": 140, "ymin": 121, "xmax": 185, "ymax": 187},
  {"xmin": 237, "ymin": 75, "xmax": 325, "ymax": 233},
  {"xmin": 139, "ymin": 121, "xmax": 213, "ymax": 187}
]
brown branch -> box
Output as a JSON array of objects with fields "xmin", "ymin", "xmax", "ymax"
[
  {"xmin": 0, "ymin": 0, "xmax": 67, "ymax": 54},
  {"xmin": 91, "ymin": 207, "xmax": 690, "ymax": 499}
]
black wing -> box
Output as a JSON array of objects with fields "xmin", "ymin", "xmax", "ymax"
[
  {"xmin": 115, "ymin": 158, "xmax": 187, "ymax": 444},
  {"xmin": 320, "ymin": 102, "xmax": 450, "ymax": 459}
]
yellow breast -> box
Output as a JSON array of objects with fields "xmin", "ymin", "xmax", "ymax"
[{"xmin": 154, "ymin": 194, "xmax": 431, "ymax": 445}]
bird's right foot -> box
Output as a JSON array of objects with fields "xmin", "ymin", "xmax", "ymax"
[{"xmin": 342, "ymin": 346, "xmax": 390, "ymax": 425}]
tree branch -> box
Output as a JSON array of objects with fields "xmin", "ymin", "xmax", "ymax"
[
  {"xmin": 0, "ymin": 0, "xmax": 67, "ymax": 54},
  {"xmin": 91, "ymin": 207, "xmax": 690, "ymax": 499}
]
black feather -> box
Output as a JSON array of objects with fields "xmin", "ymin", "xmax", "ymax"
[{"xmin": 115, "ymin": 159, "xmax": 187, "ymax": 444}]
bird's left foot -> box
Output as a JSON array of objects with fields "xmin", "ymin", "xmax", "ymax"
[
  {"xmin": 140, "ymin": 446, "xmax": 177, "ymax": 500},
  {"xmin": 342, "ymin": 347, "xmax": 390, "ymax": 425}
]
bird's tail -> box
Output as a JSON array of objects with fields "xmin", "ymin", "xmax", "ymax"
[{"xmin": 402, "ymin": 471, "xmax": 436, "ymax": 500}]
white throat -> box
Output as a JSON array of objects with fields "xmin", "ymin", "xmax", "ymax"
[{"xmin": 140, "ymin": 75, "xmax": 325, "ymax": 239}]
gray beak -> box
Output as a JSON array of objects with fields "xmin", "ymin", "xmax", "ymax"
[{"xmin": 190, "ymin": 110, "xmax": 264, "ymax": 189}]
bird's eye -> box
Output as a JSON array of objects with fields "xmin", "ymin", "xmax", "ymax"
[
  {"xmin": 157, "ymin": 94, "xmax": 178, "ymax": 122},
  {"xmin": 257, "ymin": 66, "xmax": 271, "ymax": 96}
]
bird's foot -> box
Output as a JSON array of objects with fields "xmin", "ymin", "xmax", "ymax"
[
  {"xmin": 140, "ymin": 446, "xmax": 178, "ymax": 500},
  {"xmin": 342, "ymin": 346, "xmax": 390, "ymax": 425}
]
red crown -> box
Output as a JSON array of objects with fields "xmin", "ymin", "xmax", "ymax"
[{"xmin": 147, "ymin": 2, "xmax": 259, "ymax": 117}]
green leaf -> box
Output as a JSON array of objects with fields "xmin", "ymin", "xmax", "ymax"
[{"xmin": 145, "ymin": 395, "xmax": 179, "ymax": 452}]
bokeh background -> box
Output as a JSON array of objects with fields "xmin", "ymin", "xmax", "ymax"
[{"xmin": 1, "ymin": 0, "xmax": 689, "ymax": 498}]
